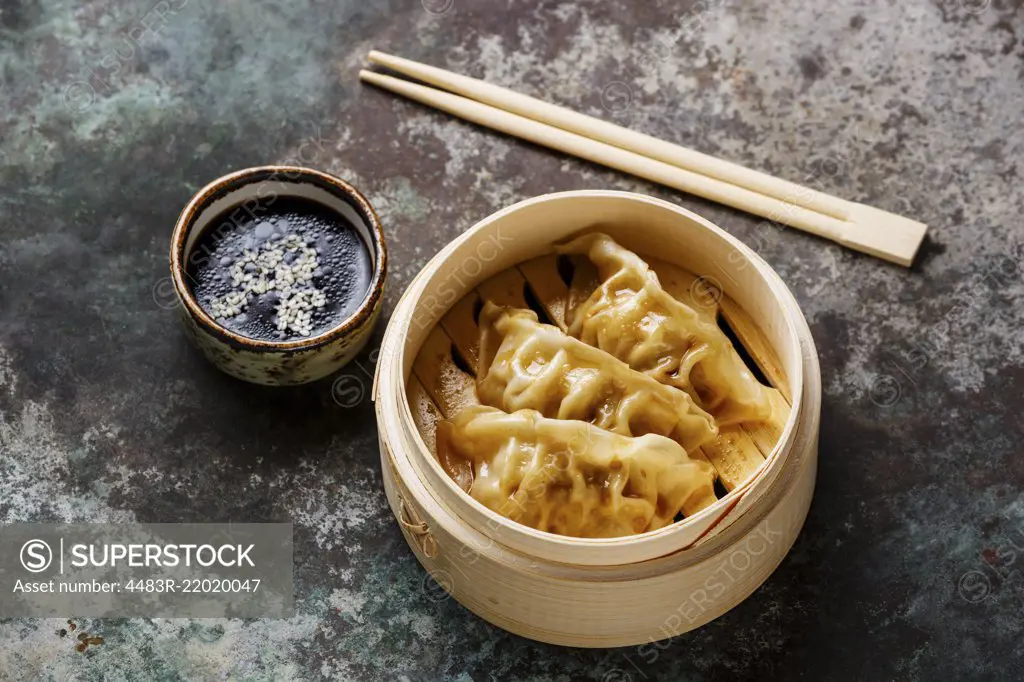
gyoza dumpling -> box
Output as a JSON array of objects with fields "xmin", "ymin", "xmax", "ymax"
[
  {"xmin": 477, "ymin": 303, "xmax": 717, "ymax": 454},
  {"xmin": 557, "ymin": 233, "xmax": 772, "ymax": 425},
  {"xmin": 437, "ymin": 406, "xmax": 717, "ymax": 537}
]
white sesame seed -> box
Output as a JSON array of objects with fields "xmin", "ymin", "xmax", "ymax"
[{"xmin": 208, "ymin": 231, "xmax": 330, "ymax": 337}]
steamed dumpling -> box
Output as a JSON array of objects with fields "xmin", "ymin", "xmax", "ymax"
[
  {"xmin": 477, "ymin": 303, "xmax": 717, "ymax": 454},
  {"xmin": 436, "ymin": 406, "xmax": 717, "ymax": 537},
  {"xmin": 557, "ymin": 233, "xmax": 772, "ymax": 425}
]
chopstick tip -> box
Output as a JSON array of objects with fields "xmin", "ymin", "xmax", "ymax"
[
  {"xmin": 359, "ymin": 69, "xmax": 399, "ymax": 89},
  {"xmin": 367, "ymin": 50, "xmax": 392, "ymax": 66}
]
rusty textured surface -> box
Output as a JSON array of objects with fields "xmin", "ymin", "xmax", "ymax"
[{"xmin": 1, "ymin": 0, "xmax": 1022, "ymax": 679}]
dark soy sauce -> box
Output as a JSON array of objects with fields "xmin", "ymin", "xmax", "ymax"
[{"xmin": 187, "ymin": 197, "xmax": 373, "ymax": 342}]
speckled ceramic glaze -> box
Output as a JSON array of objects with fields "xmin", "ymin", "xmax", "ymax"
[{"xmin": 170, "ymin": 166, "xmax": 387, "ymax": 385}]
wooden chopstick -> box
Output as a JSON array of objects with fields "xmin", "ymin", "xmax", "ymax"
[
  {"xmin": 360, "ymin": 70, "xmax": 853, "ymax": 241},
  {"xmin": 368, "ymin": 50, "xmax": 851, "ymax": 221},
  {"xmin": 361, "ymin": 53, "xmax": 928, "ymax": 267}
]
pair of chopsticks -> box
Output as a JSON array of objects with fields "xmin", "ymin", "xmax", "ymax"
[{"xmin": 360, "ymin": 51, "xmax": 928, "ymax": 267}]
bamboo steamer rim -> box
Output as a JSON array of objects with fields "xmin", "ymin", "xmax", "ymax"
[{"xmin": 374, "ymin": 190, "xmax": 814, "ymax": 567}]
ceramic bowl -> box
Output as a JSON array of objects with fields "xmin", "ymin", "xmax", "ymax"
[{"xmin": 169, "ymin": 166, "xmax": 387, "ymax": 385}]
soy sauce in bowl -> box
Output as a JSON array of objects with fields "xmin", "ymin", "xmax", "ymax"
[{"xmin": 186, "ymin": 197, "xmax": 373, "ymax": 342}]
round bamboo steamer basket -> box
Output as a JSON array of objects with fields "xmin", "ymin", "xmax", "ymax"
[{"xmin": 373, "ymin": 190, "xmax": 820, "ymax": 647}]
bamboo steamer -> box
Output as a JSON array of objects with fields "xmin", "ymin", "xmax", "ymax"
[{"xmin": 373, "ymin": 191, "xmax": 820, "ymax": 647}]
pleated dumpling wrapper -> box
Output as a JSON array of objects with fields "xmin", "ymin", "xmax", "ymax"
[
  {"xmin": 436, "ymin": 406, "xmax": 718, "ymax": 538},
  {"xmin": 557, "ymin": 233, "xmax": 772, "ymax": 425},
  {"xmin": 476, "ymin": 303, "xmax": 718, "ymax": 454}
]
